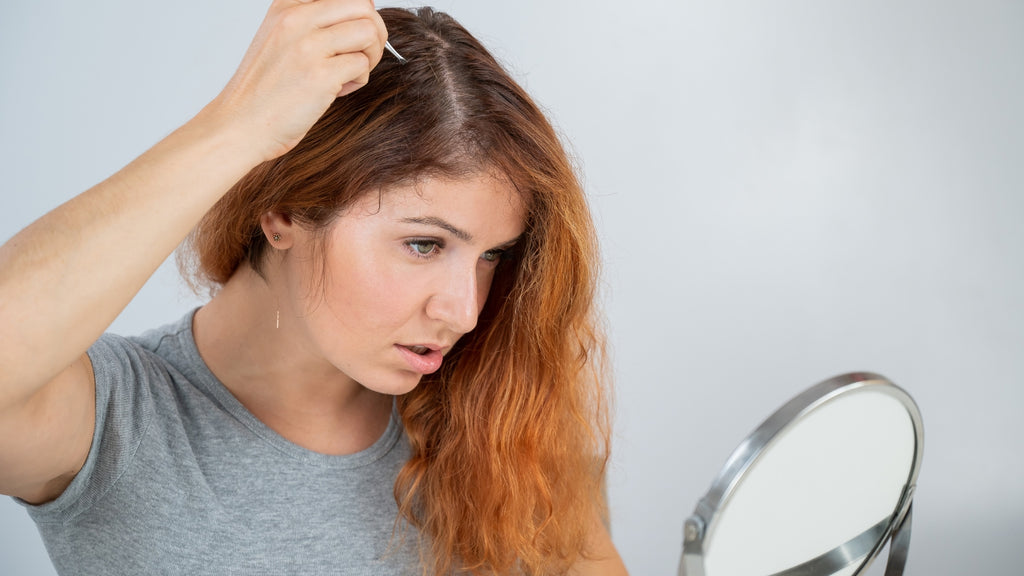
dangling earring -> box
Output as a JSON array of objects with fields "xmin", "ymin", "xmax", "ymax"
[{"xmin": 276, "ymin": 309, "xmax": 280, "ymax": 329}]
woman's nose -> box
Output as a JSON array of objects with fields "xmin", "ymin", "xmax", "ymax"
[{"xmin": 426, "ymin": 264, "xmax": 481, "ymax": 335}]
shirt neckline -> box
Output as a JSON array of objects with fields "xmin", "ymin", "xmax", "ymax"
[{"xmin": 157, "ymin": 308, "xmax": 404, "ymax": 470}]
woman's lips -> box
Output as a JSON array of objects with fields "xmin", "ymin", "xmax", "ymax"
[{"xmin": 395, "ymin": 344, "xmax": 444, "ymax": 374}]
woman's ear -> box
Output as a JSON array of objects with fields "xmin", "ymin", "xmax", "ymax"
[{"xmin": 260, "ymin": 211, "xmax": 296, "ymax": 250}]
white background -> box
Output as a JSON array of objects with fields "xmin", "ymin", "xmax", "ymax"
[{"xmin": 2, "ymin": 1, "xmax": 1021, "ymax": 574}]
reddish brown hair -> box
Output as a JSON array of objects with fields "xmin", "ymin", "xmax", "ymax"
[{"xmin": 181, "ymin": 7, "xmax": 610, "ymax": 575}]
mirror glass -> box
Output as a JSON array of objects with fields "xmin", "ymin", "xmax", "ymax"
[{"xmin": 681, "ymin": 374, "xmax": 923, "ymax": 576}]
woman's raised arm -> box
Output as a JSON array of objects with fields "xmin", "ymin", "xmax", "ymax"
[{"xmin": 0, "ymin": 0, "xmax": 386, "ymax": 503}]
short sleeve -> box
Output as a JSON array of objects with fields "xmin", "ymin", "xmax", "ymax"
[{"xmin": 18, "ymin": 333, "xmax": 157, "ymax": 523}]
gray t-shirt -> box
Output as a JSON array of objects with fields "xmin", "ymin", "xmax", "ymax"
[{"xmin": 18, "ymin": 310, "xmax": 422, "ymax": 575}]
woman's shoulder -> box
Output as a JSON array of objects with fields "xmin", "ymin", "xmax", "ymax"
[
  {"xmin": 86, "ymin": 308, "xmax": 204, "ymax": 385},
  {"xmin": 84, "ymin": 308, "xmax": 213, "ymax": 427},
  {"xmin": 126, "ymin": 308, "xmax": 199, "ymax": 360}
]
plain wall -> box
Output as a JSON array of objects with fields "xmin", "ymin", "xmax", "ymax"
[{"xmin": 2, "ymin": 1, "xmax": 1021, "ymax": 573}]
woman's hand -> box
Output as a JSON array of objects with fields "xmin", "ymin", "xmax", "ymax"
[{"xmin": 203, "ymin": 0, "xmax": 388, "ymax": 162}]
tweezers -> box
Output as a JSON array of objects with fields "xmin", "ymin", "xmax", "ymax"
[{"xmin": 384, "ymin": 41, "xmax": 407, "ymax": 64}]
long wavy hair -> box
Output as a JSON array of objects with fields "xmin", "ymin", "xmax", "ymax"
[{"xmin": 180, "ymin": 7, "xmax": 610, "ymax": 575}]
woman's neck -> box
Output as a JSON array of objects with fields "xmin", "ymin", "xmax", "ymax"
[{"xmin": 191, "ymin": 265, "xmax": 392, "ymax": 455}]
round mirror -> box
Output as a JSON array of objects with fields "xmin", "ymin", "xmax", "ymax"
[{"xmin": 679, "ymin": 372, "xmax": 923, "ymax": 576}]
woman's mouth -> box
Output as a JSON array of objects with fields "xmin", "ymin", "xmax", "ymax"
[{"xmin": 396, "ymin": 344, "xmax": 444, "ymax": 374}]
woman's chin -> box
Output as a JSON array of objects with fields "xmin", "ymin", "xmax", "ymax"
[{"xmin": 361, "ymin": 372, "xmax": 425, "ymax": 397}]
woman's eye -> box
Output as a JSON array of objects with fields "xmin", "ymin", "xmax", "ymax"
[
  {"xmin": 481, "ymin": 249, "xmax": 504, "ymax": 263},
  {"xmin": 408, "ymin": 240, "xmax": 440, "ymax": 257}
]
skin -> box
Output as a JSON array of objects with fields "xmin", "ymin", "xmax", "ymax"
[
  {"xmin": 0, "ymin": 0, "xmax": 628, "ymax": 572},
  {"xmin": 194, "ymin": 172, "xmax": 526, "ymax": 455}
]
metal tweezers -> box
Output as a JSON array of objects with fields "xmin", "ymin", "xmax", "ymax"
[{"xmin": 384, "ymin": 41, "xmax": 407, "ymax": 64}]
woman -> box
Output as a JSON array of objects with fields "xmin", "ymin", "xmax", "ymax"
[{"xmin": 0, "ymin": 2, "xmax": 624, "ymax": 574}]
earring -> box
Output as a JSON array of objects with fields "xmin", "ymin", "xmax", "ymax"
[{"xmin": 272, "ymin": 233, "xmax": 281, "ymax": 242}]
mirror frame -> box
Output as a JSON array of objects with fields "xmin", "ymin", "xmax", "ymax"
[{"xmin": 678, "ymin": 372, "xmax": 924, "ymax": 576}]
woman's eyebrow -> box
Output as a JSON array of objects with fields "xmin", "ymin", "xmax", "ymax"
[{"xmin": 400, "ymin": 216, "xmax": 473, "ymax": 242}]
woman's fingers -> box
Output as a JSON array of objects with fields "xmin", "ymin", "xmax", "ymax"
[
  {"xmin": 328, "ymin": 52, "xmax": 372, "ymax": 97},
  {"xmin": 316, "ymin": 17, "xmax": 383, "ymax": 59},
  {"xmin": 314, "ymin": 17, "xmax": 384, "ymax": 95},
  {"xmin": 300, "ymin": 0, "xmax": 379, "ymax": 32},
  {"xmin": 282, "ymin": 0, "xmax": 385, "ymax": 66},
  {"xmin": 207, "ymin": 0, "xmax": 388, "ymax": 161}
]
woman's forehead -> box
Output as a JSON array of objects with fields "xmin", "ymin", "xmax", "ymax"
[{"xmin": 345, "ymin": 171, "xmax": 527, "ymax": 240}]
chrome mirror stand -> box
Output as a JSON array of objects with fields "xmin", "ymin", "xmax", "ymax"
[{"xmin": 677, "ymin": 373, "xmax": 924, "ymax": 576}]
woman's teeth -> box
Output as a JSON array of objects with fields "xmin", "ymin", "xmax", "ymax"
[{"xmin": 409, "ymin": 346, "xmax": 429, "ymax": 355}]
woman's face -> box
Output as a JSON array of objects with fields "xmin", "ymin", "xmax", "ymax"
[{"xmin": 280, "ymin": 171, "xmax": 526, "ymax": 395}]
